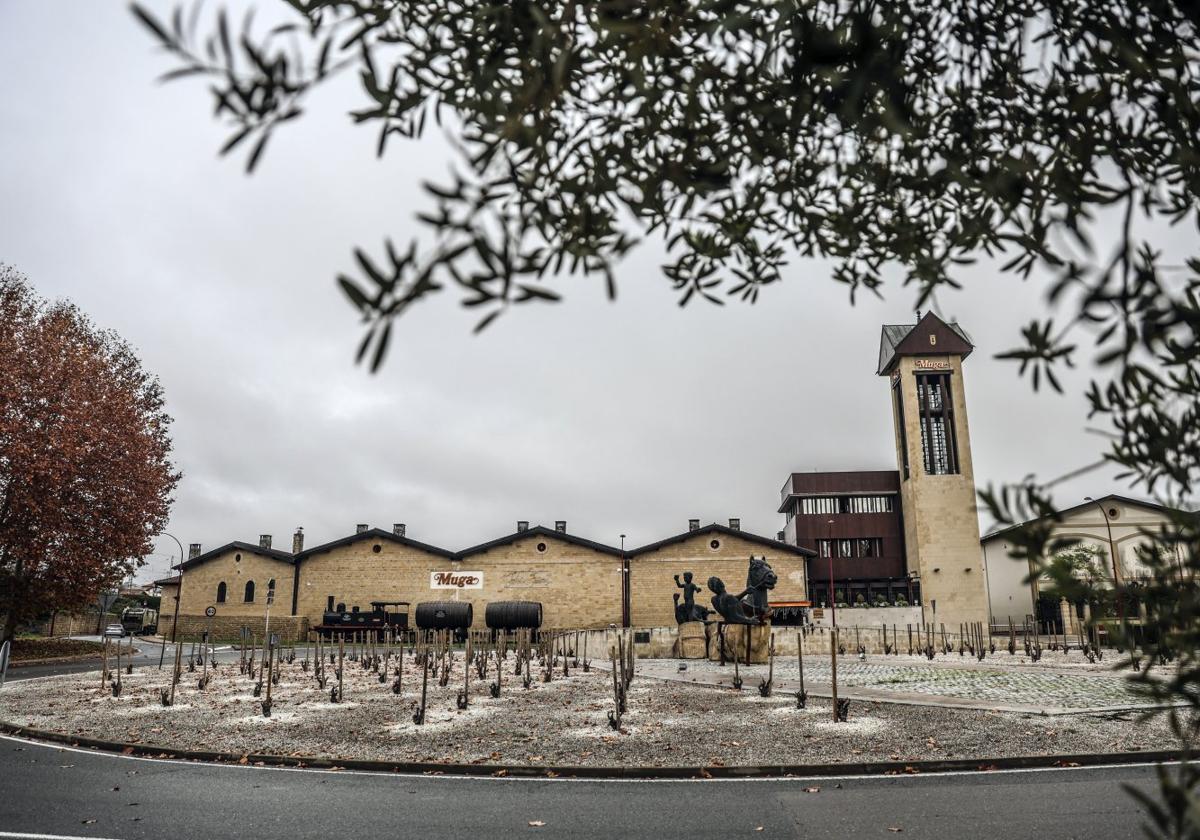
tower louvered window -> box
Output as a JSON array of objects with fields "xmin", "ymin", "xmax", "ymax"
[{"xmin": 916, "ymin": 373, "xmax": 959, "ymax": 475}]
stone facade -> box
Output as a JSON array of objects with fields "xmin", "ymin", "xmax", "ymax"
[
  {"xmin": 627, "ymin": 529, "xmax": 808, "ymax": 627},
  {"xmin": 161, "ymin": 613, "xmax": 309, "ymax": 643},
  {"xmin": 176, "ymin": 547, "xmax": 295, "ymax": 619},
  {"xmin": 165, "ymin": 526, "xmax": 811, "ymax": 634},
  {"xmin": 295, "ymin": 528, "xmax": 624, "ymax": 630},
  {"xmin": 890, "ymin": 353, "xmax": 989, "ymax": 627}
]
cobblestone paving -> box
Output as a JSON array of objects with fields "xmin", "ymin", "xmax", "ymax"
[
  {"xmin": 653, "ymin": 657, "xmax": 1155, "ymax": 710},
  {"xmin": 783, "ymin": 660, "xmax": 1144, "ymax": 708}
]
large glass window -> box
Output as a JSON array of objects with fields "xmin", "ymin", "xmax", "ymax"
[
  {"xmin": 916, "ymin": 373, "xmax": 959, "ymax": 475},
  {"xmin": 894, "ymin": 379, "xmax": 910, "ymax": 480},
  {"xmin": 799, "ymin": 495, "xmax": 896, "ymax": 515}
]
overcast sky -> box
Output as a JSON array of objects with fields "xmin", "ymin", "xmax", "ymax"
[{"xmin": 2, "ymin": 4, "xmax": 1191, "ymax": 584}]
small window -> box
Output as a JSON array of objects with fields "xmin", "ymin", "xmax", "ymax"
[
  {"xmin": 235, "ymin": 553, "xmax": 242, "ymax": 562},
  {"xmin": 372, "ymin": 544, "xmax": 382, "ymax": 553},
  {"xmin": 244, "ymin": 580, "xmax": 255, "ymax": 602},
  {"xmin": 268, "ymin": 578, "xmax": 276, "ymax": 591},
  {"xmin": 536, "ymin": 542, "xmax": 547, "ymax": 553},
  {"xmin": 838, "ymin": 539, "xmax": 852, "ymax": 558},
  {"xmin": 634, "ymin": 630, "xmax": 651, "ymax": 644},
  {"xmin": 216, "ymin": 581, "xmax": 227, "ymax": 603},
  {"xmin": 709, "ymin": 539, "xmax": 721, "ymax": 550},
  {"xmin": 817, "ymin": 539, "xmax": 832, "ymax": 558}
]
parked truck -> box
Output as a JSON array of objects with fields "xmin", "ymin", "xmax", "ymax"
[{"xmin": 120, "ymin": 606, "xmax": 158, "ymax": 636}]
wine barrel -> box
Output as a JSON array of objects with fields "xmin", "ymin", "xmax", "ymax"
[
  {"xmin": 414, "ymin": 600, "xmax": 474, "ymax": 630},
  {"xmin": 484, "ymin": 600, "xmax": 544, "ymax": 630}
]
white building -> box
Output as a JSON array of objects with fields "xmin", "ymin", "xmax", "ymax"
[{"xmin": 981, "ymin": 494, "xmax": 1192, "ymax": 629}]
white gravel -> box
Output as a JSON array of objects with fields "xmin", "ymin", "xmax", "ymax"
[{"xmin": 0, "ymin": 652, "xmax": 1182, "ymax": 768}]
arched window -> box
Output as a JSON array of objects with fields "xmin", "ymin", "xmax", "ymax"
[
  {"xmin": 216, "ymin": 582, "xmax": 227, "ymax": 603},
  {"xmin": 268, "ymin": 578, "xmax": 276, "ymax": 592},
  {"xmin": 244, "ymin": 580, "xmax": 255, "ymax": 602}
]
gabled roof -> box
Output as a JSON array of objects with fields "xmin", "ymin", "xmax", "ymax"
[
  {"xmin": 154, "ymin": 575, "xmax": 181, "ymax": 587},
  {"xmin": 628, "ymin": 523, "xmax": 815, "ymax": 557},
  {"xmin": 174, "ymin": 541, "xmax": 294, "ymax": 571},
  {"xmin": 457, "ymin": 525, "xmax": 623, "ymax": 558},
  {"xmin": 877, "ymin": 312, "xmax": 973, "ymax": 375},
  {"xmin": 981, "ymin": 494, "xmax": 1194, "ymax": 542},
  {"xmin": 295, "ymin": 528, "xmax": 456, "ymax": 561}
]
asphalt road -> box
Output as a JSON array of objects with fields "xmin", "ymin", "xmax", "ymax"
[
  {"xmin": 0, "ymin": 732, "xmax": 1167, "ymax": 840},
  {"xmin": 7, "ymin": 641, "xmax": 167, "ymax": 682}
]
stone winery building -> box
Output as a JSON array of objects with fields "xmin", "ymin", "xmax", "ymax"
[
  {"xmin": 161, "ymin": 313, "xmax": 993, "ymax": 640},
  {"xmin": 779, "ymin": 312, "xmax": 990, "ymax": 630},
  {"xmin": 161, "ymin": 521, "xmax": 814, "ymax": 640}
]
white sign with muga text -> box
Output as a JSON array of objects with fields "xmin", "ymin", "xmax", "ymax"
[{"xmin": 430, "ymin": 571, "xmax": 484, "ymax": 589}]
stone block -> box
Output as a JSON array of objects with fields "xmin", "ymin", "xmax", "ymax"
[{"xmin": 709, "ymin": 622, "xmax": 771, "ymax": 664}]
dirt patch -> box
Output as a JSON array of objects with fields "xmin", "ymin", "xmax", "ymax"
[{"xmin": 9, "ymin": 637, "xmax": 105, "ymax": 663}]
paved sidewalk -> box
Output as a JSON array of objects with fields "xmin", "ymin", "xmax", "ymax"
[{"xmin": 616, "ymin": 655, "xmax": 1164, "ymax": 715}]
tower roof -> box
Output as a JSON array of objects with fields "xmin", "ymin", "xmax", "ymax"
[{"xmin": 877, "ymin": 312, "xmax": 973, "ymax": 375}]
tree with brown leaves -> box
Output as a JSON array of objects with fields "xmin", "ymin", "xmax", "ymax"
[{"xmin": 0, "ymin": 265, "xmax": 178, "ymax": 644}]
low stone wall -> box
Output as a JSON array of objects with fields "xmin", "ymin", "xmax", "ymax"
[
  {"xmin": 575, "ymin": 618, "xmax": 952, "ymax": 660},
  {"xmin": 34, "ymin": 613, "xmax": 99, "ymax": 637},
  {"xmin": 160, "ymin": 614, "xmax": 309, "ymax": 643}
]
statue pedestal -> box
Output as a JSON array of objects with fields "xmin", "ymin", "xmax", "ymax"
[
  {"xmin": 709, "ymin": 622, "xmax": 770, "ymax": 664},
  {"xmin": 674, "ymin": 622, "xmax": 707, "ymax": 659}
]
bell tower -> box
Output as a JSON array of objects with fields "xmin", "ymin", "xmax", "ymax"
[{"xmin": 878, "ymin": 312, "xmax": 988, "ymax": 628}]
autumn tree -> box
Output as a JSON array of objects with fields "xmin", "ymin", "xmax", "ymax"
[{"xmin": 0, "ymin": 266, "xmax": 179, "ymax": 644}]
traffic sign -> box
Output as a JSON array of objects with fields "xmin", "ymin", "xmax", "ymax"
[{"xmin": 205, "ymin": 606, "xmax": 216, "ymax": 617}]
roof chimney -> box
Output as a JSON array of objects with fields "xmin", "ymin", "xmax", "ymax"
[
  {"xmin": 555, "ymin": 520, "xmax": 567, "ymax": 533},
  {"xmin": 728, "ymin": 518, "xmax": 741, "ymax": 531},
  {"xmin": 292, "ymin": 527, "xmax": 304, "ymax": 554},
  {"xmin": 356, "ymin": 523, "xmax": 369, "ymax": 534},
  {"xmin": 393, "ymin": 523, "xmax": 406, "ymax": 538},
  {"xmin": 259, "ymin": 534, "xmax": 273, "ymax": 549},
  {"xmin": 517, "ymin": 520, "xmax": 529, "ymax": 532},
  {"xmin": 688, "ymin": 519, "xmax": 699, "ymax": 531},
  {"xmin": 188, "ymin": 543, "xmax": 202, "ymax": 560}
]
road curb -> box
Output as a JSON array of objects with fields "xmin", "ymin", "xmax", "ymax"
[{"xmin": 0, "ymin": 720, "xmax": 1185, "ymax": 780}]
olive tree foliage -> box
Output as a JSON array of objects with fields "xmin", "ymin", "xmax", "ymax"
[{"xmin": 132, "ymin": 2, "xmax": 1198, "ymax": 828}]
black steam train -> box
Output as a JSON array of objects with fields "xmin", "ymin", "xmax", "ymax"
[{"xmin": 315, "ymin": 601, "xmax": 410, "ymax": 638}]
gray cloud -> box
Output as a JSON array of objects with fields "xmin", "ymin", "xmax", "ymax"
[{"xmin": 1, "ymin": 3, "xmax": 1183, "ymax": 585}]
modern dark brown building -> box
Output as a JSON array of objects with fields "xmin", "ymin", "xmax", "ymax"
[{"xmin": 779, "ymin": 470, "xmax": 918, "ymax": 607}]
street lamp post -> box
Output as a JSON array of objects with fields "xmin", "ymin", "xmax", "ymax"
[
  {"xmin": 1084, "ymin": 497, "xmax": 1128, "ymax": 640},
  {"xmin": 826, "ymin": 519, "xmax": 836, "ymax": 628},
  {"xmin": 158, "ymin": 532, "xmax": 185, "ymax": 669}
]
